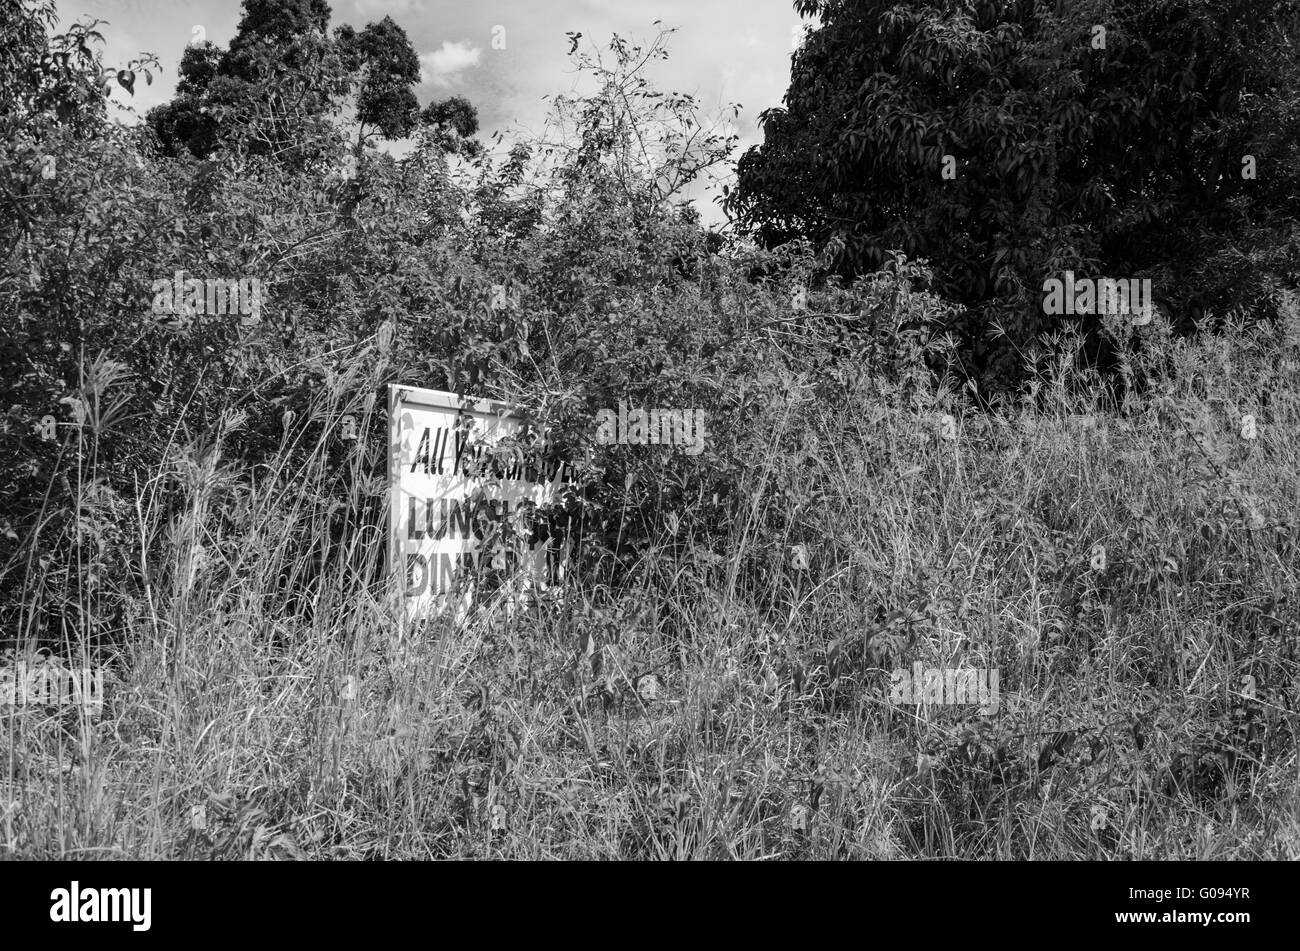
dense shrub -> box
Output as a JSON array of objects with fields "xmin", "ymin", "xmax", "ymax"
[{"xmin": 3, "ymin": 1, "xmax": 1299, "ymax": 860}]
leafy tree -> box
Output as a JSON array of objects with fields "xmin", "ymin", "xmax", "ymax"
[
  {"xmin": 1, "ymin": 0, "xmax": 153, "ymax": 138},
  {"xmin": 421, "ymin": 94, "xmax": 481, "ymax": 156},
  {"xmin": 729, "ymin": 0, "xmax": 1300, "ymax": 389},
  {"xmin": 1, "ymin": 2, "xmax": 159, "ymax": 631},
  {"xmin": 336, "ymin": 16, "xmax": 422, "ymax": 142},
  {"xmin": 147, "ymin": 0, "xmax": 462, "ymax": 165},
  {"xmin": 146, "ymin": 1, "xmax": 342, "ymax": 165}
]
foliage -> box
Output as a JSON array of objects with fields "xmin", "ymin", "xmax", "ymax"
[
  {"xmin": 146, "ymin": 0, "xmax": 464, "ymax": 163},
  {"xmin": 2, "ymin": 0, "xmax": 1299, "ymax": 861},
  {"xmin": 729, "ymin": 0, "xmax": 1300, "ymax": 388}
]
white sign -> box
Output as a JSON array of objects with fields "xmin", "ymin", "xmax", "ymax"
[{"xmin": 389, "ymin": 385, "xmax": 569, "ymax": 621}]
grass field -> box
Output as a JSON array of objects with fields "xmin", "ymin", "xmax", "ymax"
[{"xmin": 5, "ymin": 305, "xmax": 1299, "ymax": 860}]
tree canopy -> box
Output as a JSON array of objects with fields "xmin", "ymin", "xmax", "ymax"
[
  {"xmin": 729, "ymin": 0, "xmax": 1300, "ymax": 386},
  {"xmin": 147, "ymin": 0, "xmax": 468, "ymax": 164}
]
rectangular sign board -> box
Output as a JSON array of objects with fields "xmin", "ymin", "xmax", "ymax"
[{"xmin": 389, "ymin": 384, "xmax": 569, "ymax": 622}]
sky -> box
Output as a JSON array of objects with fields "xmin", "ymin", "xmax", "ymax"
[{"xmin": 55, "ymin": 0, "xmax": 808, "ymax": 225}]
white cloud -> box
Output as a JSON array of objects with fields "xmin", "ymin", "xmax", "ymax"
[
  {"xmin": 419, "ymin": 41, "xmax": 482, "ymax": 86},
  {"xmin": 352, "ymin": 0, "xmax": 426, "ymax": 15}
]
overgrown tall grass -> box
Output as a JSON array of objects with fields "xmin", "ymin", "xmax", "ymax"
[{"xmin": 4, "ymin": 294, "xmax": 1300, "ymax": 859}]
